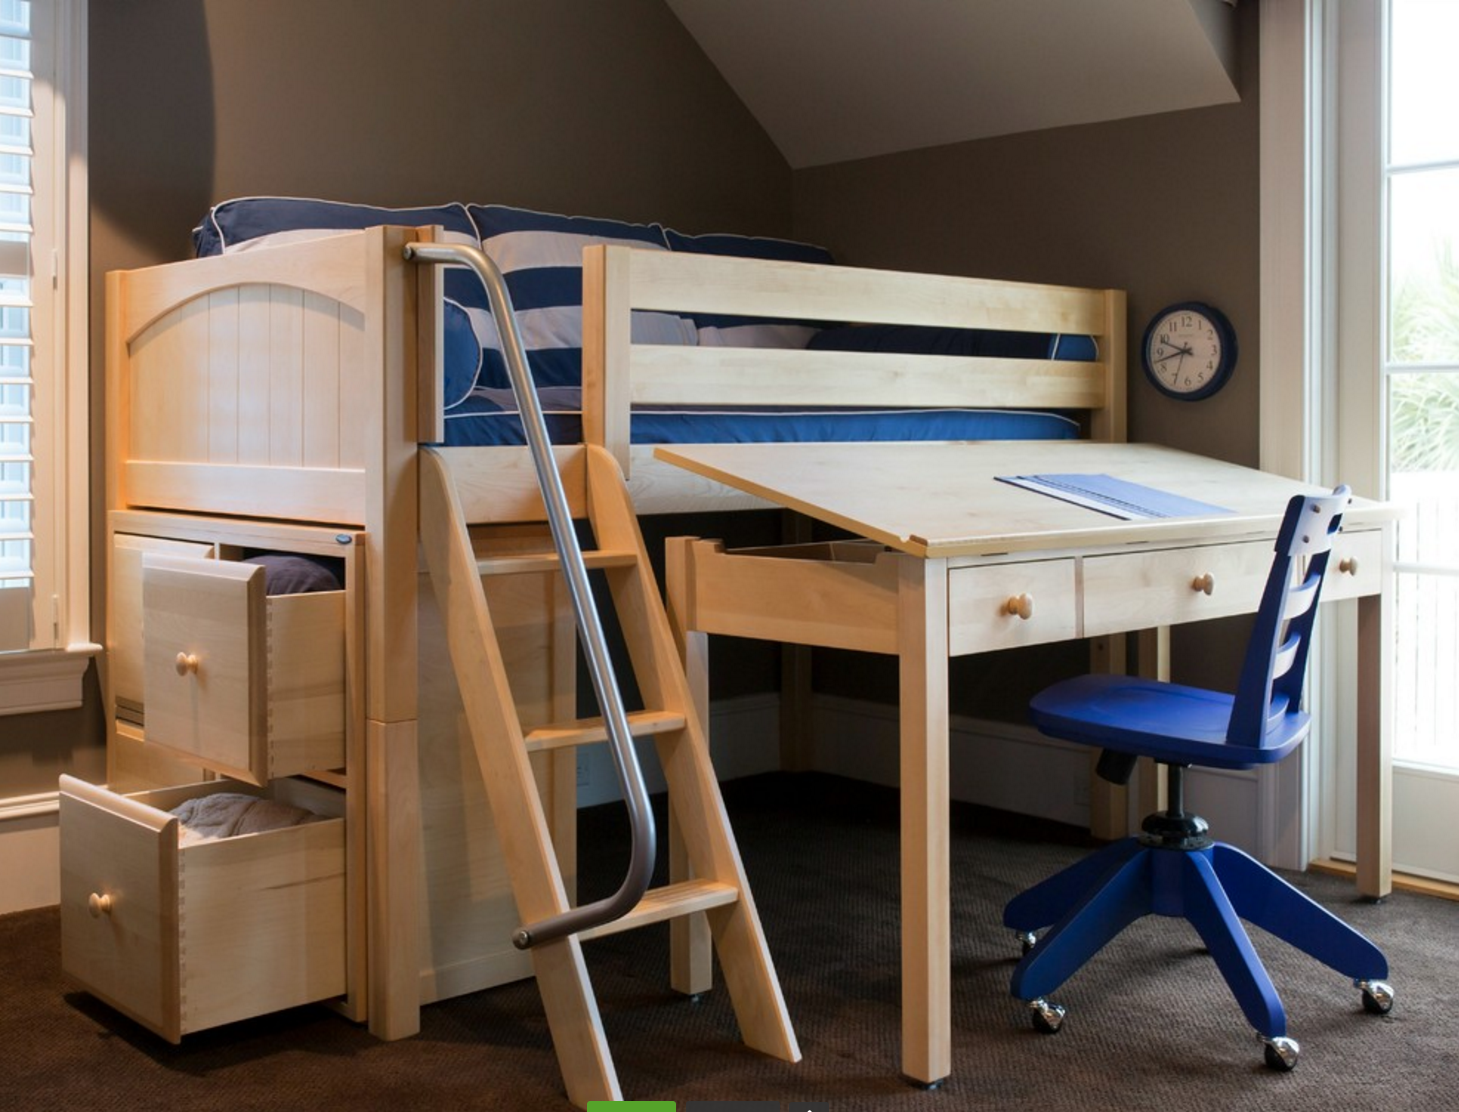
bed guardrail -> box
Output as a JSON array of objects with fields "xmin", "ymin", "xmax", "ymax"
[{"xmin": 404, "ymin": 239, "xmax": 656, "ymax": 950}]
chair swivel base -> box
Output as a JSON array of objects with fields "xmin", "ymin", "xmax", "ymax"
[{"xmin": 1003, "ymin": 832, "xmax": 1393, "ymax": 1070}]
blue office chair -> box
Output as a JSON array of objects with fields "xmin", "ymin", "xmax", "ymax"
[{"xmin": 1005, "ymin": 485, "xmax": 1392, "ymax": 1071}]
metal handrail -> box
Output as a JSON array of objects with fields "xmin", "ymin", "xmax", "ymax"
[{"xmin": 405, "ymin": 240, "xmax": 656, "ymax": 950}]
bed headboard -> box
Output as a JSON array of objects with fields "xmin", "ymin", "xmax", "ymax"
[{"xmin": 580, "ymin": 244, "xmax": 1127, "ymax": 476}]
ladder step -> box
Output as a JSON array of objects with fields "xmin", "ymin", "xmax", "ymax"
[
  {"xmin": 578, "ymin": 879, "xmax": 740, "ymax": 942},
  {"xmin": 524, "ymin": 709, "xmax": 687, "ymax": 753},
  {"xmin": 476, "ymin": 548, "xmax": 639, "ymax": 577}
]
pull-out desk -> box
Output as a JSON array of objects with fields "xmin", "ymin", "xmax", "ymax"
[{"xmin": 657, "ymin": 439, "xmax": 1397, "ymax": 1087}]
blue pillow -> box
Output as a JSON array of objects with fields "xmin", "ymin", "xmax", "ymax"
[
  {"xmin": 663, "ymin": 229, "xmax": 835, "ymax": 348},
  {"xmin": 466, "ymin": 204, "xmax": 693, "ymax": 390},
  {"xmin": 193, "ymin": 196, "xmax": 478, "ymax": 256},
  {"xmin": 193, "ymin": 197, "xmax": 489, "ymax": 408},
  {"xmin": 663, "ymin": 228, "xmax": 834, "ymax": 266}
]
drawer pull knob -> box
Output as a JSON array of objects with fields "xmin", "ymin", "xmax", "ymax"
[
  {"xmin": 1191, "ymin": 573, "xmax": 1215, "ymax": 596},
  {"xmin": 88, "ymin": 892, "xmax": 113, "ymax": 918},
  {"xmin": 174, "ymin": 652, "xmax": 199, "ymax": 677},
  {"xmin": 1005, "ymin": 593, "xmax": 1034, "ymax": 621},
  {"xmin": 1339, "ymin": 556, "xmax": 1359, "ymax": 576}
]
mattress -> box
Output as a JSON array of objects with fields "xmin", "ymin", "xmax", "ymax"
[{"xmin": 442, "ymin": 387, "xmax": 1081, "ymax": 447}]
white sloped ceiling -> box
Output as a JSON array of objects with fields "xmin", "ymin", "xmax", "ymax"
[{"xmin": 666, "ymin": 0, "xmax": 1240, "ymax": 168}]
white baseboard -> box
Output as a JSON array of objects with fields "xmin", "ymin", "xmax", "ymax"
[
  {"xmin": 808, "ymin": 694, "xmax": 1269, "ymax": 855},
  {"xmin": 0, "ymin": 792, "xmax": 59, "ymax": 915},
  {"xmin": 575, "ymin": 692, "xmax": 780, "ymax": 808},
  {"xmin": 807, "ymin": 694, "xmax": 1095, "ymax": 828}
]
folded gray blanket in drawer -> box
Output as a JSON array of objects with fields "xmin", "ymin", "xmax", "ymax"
[{"xmin": 171, "ymin": 792, "xmax": 322, "ymax": 847}]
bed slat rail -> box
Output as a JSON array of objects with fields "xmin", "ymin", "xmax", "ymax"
[
  {"xmin": 628, "ymin": 347, "xmax": 1108, "ymax": 410},
  {"xmin": 582, "ymin": 244, "xmax": 1127, "ymax": 474},
  {"xmin": 612, "ymin": 247, "xmax": 1110, "ymax": 334}
]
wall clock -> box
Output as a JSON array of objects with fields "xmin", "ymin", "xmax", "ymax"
[{"xmin": 1141, "ymin": 301, "xmax": 1237, "ymax": 401}]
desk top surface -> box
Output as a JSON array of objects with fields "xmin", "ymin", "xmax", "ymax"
[{"xmin": 654, "ymin": 441, "xmax": 1397, "ymax": 558}]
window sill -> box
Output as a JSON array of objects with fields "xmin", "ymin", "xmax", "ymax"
[{"xmin": 0, "ymin": 643, "xmax": 99, "ymax": 715}]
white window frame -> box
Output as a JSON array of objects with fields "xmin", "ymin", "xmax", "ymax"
[
  {"xmin": 1256, "ymin": 0, "xmax": 1361, "ymax": 871},
  {"xmin": 0, "ymin": 0, "xmax": 93, "ymax": 713}
]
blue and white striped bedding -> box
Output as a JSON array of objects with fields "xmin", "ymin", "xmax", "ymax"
[
  {"xmin": 193, "ymin": 197, "xmax": 1095, "ymax": 449},
  {"xmin": 466, "ymin": 204, "xmax": 694, "ymax": 390}
]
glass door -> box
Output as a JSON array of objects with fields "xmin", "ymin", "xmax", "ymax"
[{"xmin": 1369, "ymin": 0, "xmax": 1459, "ymax": 882}]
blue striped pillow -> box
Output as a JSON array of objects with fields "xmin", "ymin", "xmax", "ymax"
[
  {"xmin": 664, "ymin": 229, "xmax": 836, "ymax": 348},
  {"xmin": 466, "ymin": 204, "xmax": 695, "ymax": 390},
  {"xmin": 192, "ymin": 197, "xmax": 487, "ymax": 409}
]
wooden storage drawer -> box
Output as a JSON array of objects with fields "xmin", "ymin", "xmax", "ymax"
[
  {"xmin": 110, "ymin": 534, "xmax": 215, "ymax": 719},
  {"xmin": 1082, "ymin": 539, "xmax": 1272, "ymax": 637},
  {"xmin": 142, "ymin": 553, "xmax": 345, "ymax": 785},
  {"xmin": 1321, "ymin": 528, "xmax": 1384, "ymax": 603},
  {"xmin": 58, "ymin": 775, "xmax": 346, "ymax": 1043},
  {"xmin": 947, "ymin": 558, "xmax": 1077, "ymax": 654}
]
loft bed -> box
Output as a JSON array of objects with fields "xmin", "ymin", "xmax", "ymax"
[{"xmin": 93, "ymin": 204, "xmax": 1127, "ymax": 1055}]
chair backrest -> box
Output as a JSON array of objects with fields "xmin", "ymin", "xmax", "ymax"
[{"xmin": 1227, "ymin": 485, "xmax": 1352, "ymax": 748}]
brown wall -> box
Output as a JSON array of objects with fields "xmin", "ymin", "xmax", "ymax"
[
  {"xmin": 89, "ymin": 0, "xmax": 792, "ymax": 275},
  {"xmin": 5, "ymin": 3, "xmax": 1268, "ymax": 793},
  {"xmin": 0, "ymin": 0, "xmax": 791, "ymax": 798},
  {"xmin": 791, "ymin": 1, "xmax": 1262, "ymax": 709},
  {"xmin": 792, "ymin": 3, "xmax": 1260, "ymax": 467}
]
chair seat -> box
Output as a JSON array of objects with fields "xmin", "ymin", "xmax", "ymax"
[{"xmin": 1029, "ymin": 673, "xmax": 1309, "ymax": 770}]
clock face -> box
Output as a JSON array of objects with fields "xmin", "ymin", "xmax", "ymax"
[{"xmin": 1142, "ymin": 302, "xmax": 1235, "ymax": 400}]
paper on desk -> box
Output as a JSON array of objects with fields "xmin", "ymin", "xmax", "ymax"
[{"xmin": 996, "ymin": 473, "xmax": 1233, "ymax": 520}]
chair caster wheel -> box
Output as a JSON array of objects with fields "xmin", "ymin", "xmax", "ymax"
[
  {"xmin": 1015, "ymin": 930, "xmax": 1037, "ymax": 955},
  {"xmin": 1263, "ymin": 1036, "xmax": 1299, "ymax": 1071},
  {"xmin": 1359, "ymin": 979, "xmax": 1395, "ymax": 1015},
  {"xmin": 1029, "ymin": 997, "xmax": 1065, "ymax": 1034}
]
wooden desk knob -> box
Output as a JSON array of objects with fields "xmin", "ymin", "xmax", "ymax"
[
  {"xmin": 1339, "ymin": 556, "xmax": 1359, "ymax": 576},
  {"xmin": 1191, "ymin": 573, "xmax": 1215, "ymax": 596},
  {"xmin": 174, "ymin": 651, "xmax": 200, "ymax": 677},
  {"xmin": 88, "ymin": 892, "xmax": 113, "ymax": 918},
  {"xmin": 1005, "ymin": 593, "xmax": 1034, "ymax": 620}
]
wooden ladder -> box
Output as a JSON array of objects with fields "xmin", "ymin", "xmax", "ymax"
[{"xmin": 419, "ymin": 443, "xmax": 800, "ymax": 1107}]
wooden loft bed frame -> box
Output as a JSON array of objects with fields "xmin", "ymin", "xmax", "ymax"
[
  {"xmin": 98, "ymin": 223, "xmax": 1128, "ymax": 1043},
  {"xmin": 106, "ymin": 225, "xmax": 1128, "ymax": 528}
]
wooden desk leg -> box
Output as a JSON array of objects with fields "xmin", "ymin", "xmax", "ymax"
[
  {"xmin": 1136, "ymin": 627, "xmax": 1170, "ymax": 820},
  {"xmin": 665, "ymin": 537, "xmax": 714, "ymax": 996},
  {"xmin": 897, "ymin": 557, "xmax": 950, "ymax": 1087},
  {"xmin": 1356, "ymin": 591, "xmax": 1393, "ymax": 899},
  {"xmin": 1087, "ymin": 635, "xmax": 1129, "ymax": 840}
]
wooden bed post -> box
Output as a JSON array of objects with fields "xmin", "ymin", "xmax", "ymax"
[
  {"xmin": 362, "ymin": 225, "xmax": 423, "ymax": 1040},
  {"xmin": 581, "ymin": 245, "xmax": 634, "ymax": 476}
]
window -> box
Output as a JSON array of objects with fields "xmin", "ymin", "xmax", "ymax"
[
  {"xmin": 0, "ymin": 0, "xmax": 91, "ymax": 710},
  {"xmin": 1384, "ymin": 0, "xmax": 1459, "ymax": 772}
]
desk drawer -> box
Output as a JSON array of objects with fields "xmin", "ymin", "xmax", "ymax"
[
  {"xmin": 1322, "ymin": 529, "xmax": 1384, "ymax": 603},
  {"xmin": 682, "ymin": 539, "xmax": 902, "ymax": 653},
  {"xmin": 948, "ymin": 559, "xmax": 1077, "ymax": 654},
  {"xmin": 142, "ymin": 554, "xmax": 345, "ymax": 785},
  {"xmin": 1083, "ymin": 540, "xmax": 1271, "ymax": 637},
  {"xmin": 59, "ymin": 775, "xmax": 345, "ymax": 1043}
]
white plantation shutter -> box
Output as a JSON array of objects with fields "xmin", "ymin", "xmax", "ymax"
[
  {"xmin": 0, "ymin": 1, "xmax": 37, "ymax": 650},
  {"xmin": 0, "ymin": 0, "xmax": 93, "ymax": 710}
]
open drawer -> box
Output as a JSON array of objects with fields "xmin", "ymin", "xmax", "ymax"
[
  {"xmin": 142, "ymin": 553, "xmax": 345, "ymax": 785},
  {"xmin": 58, "ymin": 775, "xmax": 346, "ymax": 1043}
]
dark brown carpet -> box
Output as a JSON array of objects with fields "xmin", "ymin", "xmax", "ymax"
[{"xmin": 3, "ymin": 772, "xmax": 1454, "ymax": 1110}]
